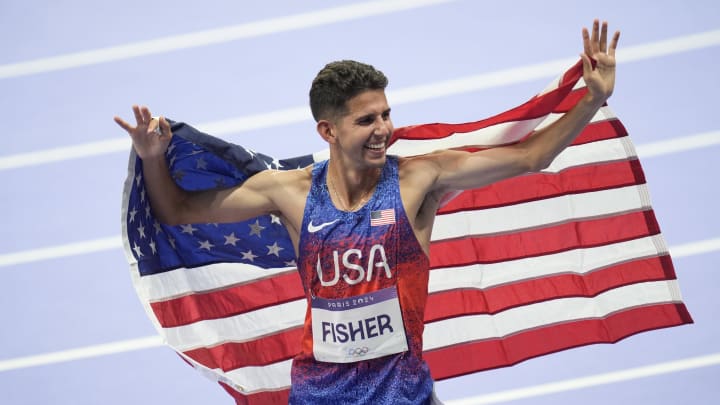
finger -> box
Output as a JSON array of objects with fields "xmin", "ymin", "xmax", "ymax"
[
  {"xmin": 159, "ymin": 116, "xmax": 173, "ymax": 139},
  {"xmin": 608, "ymin": 30, "xmax": 620, "ymax": 57},
  {"xmin": 600, "ymin": 21, "xmax": 608, "ymax": 53},
  {"xmin": 580, "ymin": 52, "xmax": 592, "ymax": 77},
  {"xmin": 582, "ymin": 27, "xmax": 592, "ymax": 57},
  {"xmin": 148, "ymin": 117, "xmax": 161, "ymax": 134},
  {"xmin": 114, "ymin": 116, "xmax": 134, "ymax": 133},
  {"xmin": 132, "ymin": 105, "xmax": 144, "ymax": 125},
  {"xmin": 140, "ymin": 106, "xmax": 153, "ymax": 124},
  {"xmin": 591, "ymin": 19, "xmax": 599, "ymax": 53}
]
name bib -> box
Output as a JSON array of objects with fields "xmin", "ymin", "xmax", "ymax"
[{"xmin": 310, "ymin": 286, "xmax": 408, "ymax": 363}]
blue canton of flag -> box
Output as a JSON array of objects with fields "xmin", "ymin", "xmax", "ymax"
[{"xmin": 124, "ymin": 120, "xmax": 313, "ymax": 276}]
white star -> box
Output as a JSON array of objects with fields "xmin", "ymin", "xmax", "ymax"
[
  {"xmin": 224, "ymin": 232, "xmax": 240, "ymax": 246},
  {"xmin": 140, "ymin": 188, "xmax": 146, "ymax": 203},
  {"xmin": 145, "ymin": 205, "xmax": 151, "ymax": 218},
  {"xmin": 196, "ymin": 157, "xmax": 207, "ymax": 170},
  {"xmin": 248, "ymin": 220, "xmax": 265, "ymax": 237},
  {"xmin": 168, "ymin": 236, "xmax": 176, "ymax": 249},
  {"xmin": 181, "ymin": 224, "xmax": 197, "ymax": 235},
  {"xmin": 135, "ymin": 173, "xmax": 143, "ymax": 187},
  {"xmin": 137, "ymin": 223, "xmax": 146, "ymax": 239},
  {"xmin": 129, "ymin": 207, "xmax": 138, "ymax": 223},
  {"xmin": 284, "ymin": 259, "xmax": 297, "ymax": 267},
  {"xmin": 270, "ymin": 214, "xmax": 282, "ymax": 225},
  {"xmin": 167, "ymin": 143, "xmax": 176, "ymax": 155},
  {"xmin": 169, "ymin": 154, "xmax": 177, "ymax": 166},
  {"xmin": 199, "ymin": 240, "xmax": 214, "ymax": 250},
  {"xmin": 241, "ymin": 250, "xmax": 258, "ymax": 262},
  {"xmin": 188, "ymin": 149, "xmax": 204, "ymax": 156},
  {"xmin": 132, "ymin": 242, "xmax": 143, "ymax": 257},
  {"xmin": 266, "ymin": 241, "xmax": 284, "ymax": 257},
  {"xmin": 153, "ymin": 220, "xmax": 163, "ymax": 234},
  {"xmin": 271, "ymin": 157, "xmax": 283, "ymax": 169},
  {"xmin": 149, "ymin": 239, "xmax": 157, "ymax": 254},
  {"xmin": 264, "ymin": 159, "xmax": 273, "ymax": 170}
]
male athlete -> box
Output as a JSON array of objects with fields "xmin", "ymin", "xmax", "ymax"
[{"xmin": 115, "ymin": 20, "xmax": 619, "ymax": 405}]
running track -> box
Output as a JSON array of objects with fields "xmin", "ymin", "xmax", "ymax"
[{"xmin": 1, "ymin": 1, "xmax": 718, "ymax": 404}]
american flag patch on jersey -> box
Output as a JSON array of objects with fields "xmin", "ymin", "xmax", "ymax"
[{"xmin": 370, "ymin": 209, "xmax": 395, "ymax": 226}]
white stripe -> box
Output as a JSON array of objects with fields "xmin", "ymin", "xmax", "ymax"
[
  {"xmin": 445, "ymin": 352, "xmax": 720, "ymax": 405},
  {"xmin": 141, "ymin": 262, "xmax": 296, "ymax": 301},
  {"xmin": 431, "ymin": 185, "xmax": 648, "ymax": 241},
  {"xmin": 163, "ymin": 299, "xmax": 305, "ymax": 351},
  {"xmin": 2, "ymin": 30, "xmax": 720, "ymax": 170},
  {"xmin": 422, "ymin": 280, "xmax": 681, "ymax": 351},
  {"xmin": 221, "ymin": 359, "xmax": 292, "ymax": 394},
  {"xmin": 142, "ymin": 233, "xmax": 665, "ymax": 302},
  {"xmin": 0, "ymin": 336, "xmax": 162, "ymax": 372},
  {"xmin": 0, "ymin": 0, "xmax": 457, "ymax": 79},
  {"xmin": 389, "ymin": 106, "xmax": 614, "ymax": 157},
  {"xmin": 428, "ymin": 235, "xmax": 666, "ymax": 293}
]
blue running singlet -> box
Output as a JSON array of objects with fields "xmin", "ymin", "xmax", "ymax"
[{"xmin": 289, "ymin": 156, "xmax": 434, "ymax": 404}]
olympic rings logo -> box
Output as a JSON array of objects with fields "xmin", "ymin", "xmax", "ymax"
[{"xmin": 345, "ymin": 346, "xmax": 370, "ymax": 357}]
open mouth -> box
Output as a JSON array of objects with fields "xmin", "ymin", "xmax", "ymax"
[{"xmin": 364, "ymin": 142, "xmax": 386, "ymax": 151}]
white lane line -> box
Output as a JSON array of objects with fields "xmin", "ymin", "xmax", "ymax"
[
  {"xmin": 0, "ymin": 0, "xmax": 457, "ymax": 79},
  {"xmin": 635, "ymin": 130, "xmax": 720, "ymax": 159},
  {"xmin": 0, "ymin": 236, "xmax": 121, "ymax": 268},
  {"xmin": 0, "ymin": 336, "xmax": 163, "ymax": 372},
  {"xmin": 1, "ymin": 29, "xmax": 719, "ymax": 172},
  {"xmin": 444, "ymin": 352, "xmax": 720, "ymax": 404}
]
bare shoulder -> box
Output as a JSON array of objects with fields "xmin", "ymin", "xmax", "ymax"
[{"xmin": 397, "ymin": 150, "xmax": 464, "ymax": 192}]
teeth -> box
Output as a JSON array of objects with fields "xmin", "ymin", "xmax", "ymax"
[{"xmin": 366, "ymin": 143, "xmax": 384, "ymax": 149}]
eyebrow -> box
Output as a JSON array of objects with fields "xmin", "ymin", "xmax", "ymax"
[{"xmin": 354, "ymin": 108, "xmax": 391, "ymax": 123}]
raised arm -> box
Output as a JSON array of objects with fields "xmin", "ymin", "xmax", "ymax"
[
  {"xmin": 114, "ymin": 105, "xmax": 278, "ymax": 225},
  {"xmin": 429, "ymin": 20, "xmax": 620, "ymax": 193}
]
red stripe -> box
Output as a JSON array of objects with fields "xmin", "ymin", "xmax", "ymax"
[
  {"xmin": 430, "ymin": 210, "xmax": 661, "ymax": 268},
  {"xmin": 425, "ymin": 303, "xmax": 693, "ymax": 381},
  {"xmin": 425, "ymin": 255, "xmax": 676, "ymax": 322},
  {"xmin": 438, "ymin": 158, "xmax": 645, "ymax": 213},
  {"xmin": 151, "ymin": 271, "xmax": 304, "ymax": 328},
  {"xmin": 219, "ymin": 382, "xmax": 289, "ymax": 405},
  {"xmin": 184, "ymin": 327, "xmax": 303, "ymax": 370},
  {"xmin": 390, "ymin": 64, "xmax": 583, "ymax": 144}
]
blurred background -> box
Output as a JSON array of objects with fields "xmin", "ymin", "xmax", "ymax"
[{"xmin": 1, "ymin": 1, "xmax": 718, "ymax": 403}]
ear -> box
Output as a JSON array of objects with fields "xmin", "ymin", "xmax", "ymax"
[{"xmin": 316, "ymin": 120, "xmax": 336, "ymax": 144}]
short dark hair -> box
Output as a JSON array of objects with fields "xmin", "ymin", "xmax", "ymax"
[{"xmin": 309, "ymin": 60, "xmax": 388, "ymax": 122}]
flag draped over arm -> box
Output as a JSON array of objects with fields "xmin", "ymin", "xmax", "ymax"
[{"xmin": 121, "ymin": 61, "xmax": 692, "ymax": 405}]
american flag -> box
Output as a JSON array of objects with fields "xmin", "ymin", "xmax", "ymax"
[
  {"xmin": 370, "ymin": 209, "xmax": 396, "ymax": 226},
  {"xmin": 121, "ymin": 60, "xmax": 692, "ymax": 405}
]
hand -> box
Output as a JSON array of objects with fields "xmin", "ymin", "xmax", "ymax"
[
  {"xmin": 114, "ymin": 105, "xmax": 172, "ymax": 160},
  {"xmin": 580, "ymin": 20, "xmax": 620, "ymax": 103}
]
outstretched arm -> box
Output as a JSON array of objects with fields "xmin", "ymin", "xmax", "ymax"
[
  {"xmin": 429, "ymin": 20, "xmax": 620, "ymax": 192},
  {"xmin": 114, "ymin": 105, "xmax": 277, "ymax": 225}
]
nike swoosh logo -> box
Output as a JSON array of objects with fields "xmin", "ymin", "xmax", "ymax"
[{"xmin": 307, "ymin": 219, "xmax": 339, "ymax": 233}]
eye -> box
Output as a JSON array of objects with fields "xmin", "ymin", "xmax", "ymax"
[{"xmin": 357, "ymin": 116, "xmax": 373, "ymax": 125}]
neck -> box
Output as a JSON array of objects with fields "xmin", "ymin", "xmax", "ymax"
[{"xmin": 327, "ymin": 161, "xmax": 380, "ymax": 212}]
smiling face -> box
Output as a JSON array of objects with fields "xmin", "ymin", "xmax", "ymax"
[{"xmin": 325, "ymin": 89, "xmax": 393, "ymax": 171}]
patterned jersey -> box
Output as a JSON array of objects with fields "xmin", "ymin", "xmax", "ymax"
[{"xmin": 289, "ymin": 156, "xmax": 434, "ymax": 404}]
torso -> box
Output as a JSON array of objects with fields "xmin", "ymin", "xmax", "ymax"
[{"xmin": 287, "ymin": 156, "xmax": 435, "ymax": 404}]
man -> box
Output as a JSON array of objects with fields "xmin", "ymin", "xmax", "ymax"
[{"xmin": 115, "ymin": 20, "xmax": 619, "ymax": 404}]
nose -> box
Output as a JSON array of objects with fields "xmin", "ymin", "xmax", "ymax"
[{"xmin": 374, "ymin": 116, "xmax": 392, "ymax": 136}]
